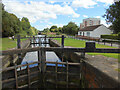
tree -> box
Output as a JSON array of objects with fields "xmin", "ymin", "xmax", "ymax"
[
  {"xmin": 103, "ymin": 1, "xmax": 120, "ymax": 33},
  {"xmin": 43, "ymin": 28, "xmax": 49, "ymax": 32},
  {"xmin": 62, "ymin": 22, "xmax": 79, "ymax": 35},
  {"xmin": 50, "ymin": 25, "xmax": 57, "ymax": 32},
  {"xmin": 58, "ymin": 27, "xmax": 62, "ymax": 32},
  {"xmin": 2, "ymin": 3, "xmax": 38, "ymax": 37}
]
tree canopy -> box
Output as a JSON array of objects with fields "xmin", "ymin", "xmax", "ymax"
[
  {"xmin": 43, "ymin": 22, "xmax": 79, "ymax": 35},
  {"xmin": 50, "ymin": 25, "xmax": 57, "ymax": 32},
  {"xmin": 62, "ymin": 22, "xmax": 79, "ymax": 35},
  {"xmin": 2, "ymin": 4, "xmax": 38, "ymax": 37},
  {"xmin": 103, "ymin": 1, "xmax": 120, "ymax": 33}
]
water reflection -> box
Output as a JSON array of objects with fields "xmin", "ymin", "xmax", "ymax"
[{"xmin": 18, "ymin": 35, "xmax": 64, "ymax": 70}]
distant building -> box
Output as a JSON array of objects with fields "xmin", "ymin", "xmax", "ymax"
[
  {"xmin": 78, "ymin": 24, "xmax": 111, "ymax": 38},
  {"xmin": 80, "ymin": 18, "xmax": 100, "ymax": 29}
]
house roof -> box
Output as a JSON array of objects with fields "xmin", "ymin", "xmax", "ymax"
[{"xmin": 79, "ymin": 25, "xmax": 102, "ymax": 31}]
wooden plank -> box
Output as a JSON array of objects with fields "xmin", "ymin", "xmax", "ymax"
[
  {"xmin": 66, "ymin": 61, "xmax": 68, "ymax": 88},
  {"xmin": 14, "ymin": 64, "xmax": 18, "ymax": 88},
  {"xmin": 31, "ymin": 43, "xmax": 49, "ymax": 44},
  {"xmin": 2, "ymin": 47, "xmax": 120, "ymax": 55},
  {"xmin": 19, "ymin": 36, "xmax": 66, "ymax": 39},
  {"xmin": 27, "ymin": 62, "xmax": 30, "ymax": 88},
  {"xmin": 41, "ymin": 50, "xmax": 46, "ymax": 73},
  {"xmin": 55, "ymin": 60, "xmax": 58, "ymax": 88},
  {"xmin": 38, "ymin": 50, "xmax": 41, "ymax": 72},
  {"xmin": 79, "ymin": 60, "xmax": 82, "ymax": 88},
  {"xmin": 45, "ymin": 61, "xmax": 81, "ymax": 65},
  {"xmin": 2, "ymin": 61, "xmax": 39, "ymax": 71}
]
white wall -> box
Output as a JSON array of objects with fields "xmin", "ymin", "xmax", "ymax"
[
  {"xmin": 78, "ymin": 31, "xmax": 92, "ymax": 37},
  {"xmin": 90, "ymin": 25, "xmax": 111, "ymax": 38},
  {"xmin": 78, "ymin": 25, "xmax": 112, "ymax": 38}
]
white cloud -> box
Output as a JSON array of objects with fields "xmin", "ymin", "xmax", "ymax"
[
  {"xmin": 49, "ymin": 1, "xmax": 55, "ymax": 4},
  {"xmin": 101, "ymin": 20, "xmax": 111, "ymax": 27},
  {"xmin": 3, "ymin": 0, "xmax": 80, "ymax": 23},
  {"xmin": 75, "ymin": 8, "xmax": 78, "ymax": 11},
  {"xmin": 48, "ymin": 22, "xmax": 53, "ymax": 24},
  {"xmin": 95, "ymin": 16, "xmax": 101, "ymax": 18},
  {"xmin": 83, "ymin": 15, "xmax": 88, "ymax": 18},
  {"xmin": 71, "ymin": 0, "xmax": 97, "ymax": 8},
  {"xmin": 96, "ymin": 0, "xmax": 114, "ymax": 5},
  {"xmin": 45, "ymin": 23, "xmax": 64, "ymax": 29}
]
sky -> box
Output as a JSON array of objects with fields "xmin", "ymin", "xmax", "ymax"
[{"xmin": 3, "ymin": 0, "xmax": 114, "ymax": 31}]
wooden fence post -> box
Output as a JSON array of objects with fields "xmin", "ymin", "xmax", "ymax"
[
  {"xmin": 111, "ymin": 42, "xmax": 112, "ymax": 47},
  {"xmin": 17, "ymin": 35, "xmax": 21, "ymax": 49},
  {"xmin": 27, "ymin": 62, "xmax": 30, "ymax": 88},
  {"xmin": 66, "ymin": 61, "xmax": 68, "ymax": 88},
  {"xmin": 10, "ymin": 55, "xmax": 14, "ymax": 66},
  {"xmin": 33, "ymin": 36, "xmax": 36, "ymax": 43},
  {"xmin": 45, "ymin": 35, "xmax": 46, "ymax": 43},
  {"xmin": 29, "ymin": 36, "xmax": 32, "ymax": 44},
  {"xmin": 39, "ymin": 37, "xmax": 41, "ymax": 46},
  {"xmin": 55, "ymin": 60, "xmax": 58, "ymax": 88},
  {"xmin": 14, "ymin": 64, "xmax": 18, "ymax": 88},
  {"xmin": 41, "ymin": 50, "xmax": 46, "ymax": 73},
  {"xmin": 41, "ymin": 50, "xmax": 46, "ymax": 88},
  {"xmin": 98, "ymin": 40, "xmax": 99, "ymax": 44},
  {"xmin": 17, "ymin": 35, "xmax": 21, "ymax": 61},
  {"xmin": 38, "ymin": 50, "xmax": 41, "ymax": 72},
  {"xmin": 61, "ymin": 35, "xmax": 64, "ymax": 48},
  {"xmin": 104, "ymin": 39, "xmax": 105, "ymax": 45}
]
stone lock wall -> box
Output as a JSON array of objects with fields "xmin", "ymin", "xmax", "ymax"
[{"xmin": 49, "ymin": 39, "xmax": 120, "ymax": 88}]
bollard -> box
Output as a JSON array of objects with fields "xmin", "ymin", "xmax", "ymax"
[
  {"xmin": 85, "ymin": 41, "xmax": 96, "ymax": 50},
  {"xmin": 111, "ymin": 42, "xmax": 112, "ymax": 47},
  {"xmin": 17, "ymin": 35, "xmax": 22, "ymax": 61},
  {"xmin": 17, "ymin": 35, "xmax": 21, "ymax": 49},
  {"xmin": 61, "ymin": 35, "xmax": 64, "ymax": 48}
]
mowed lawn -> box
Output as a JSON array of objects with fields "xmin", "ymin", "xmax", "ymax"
[
  {"xmin": 54, "ymin": 38, "xmax": 119, "ymax": 60},
  {"xmin": 0, "ymin": 38, "xmax": 27, "ymax": 51}
]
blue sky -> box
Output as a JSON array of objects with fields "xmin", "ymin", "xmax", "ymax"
[{"xmin": 3, "ymin": 0, "xmax": 114, "ymax": 31}]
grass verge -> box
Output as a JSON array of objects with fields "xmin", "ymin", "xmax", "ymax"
[
  {"xmin": 1, "ymin": 38, "xmax": 27, "ymax": 51},
  {"xmin": 53, "ymin": 38, "xmax": 119, "ymax": 61}
]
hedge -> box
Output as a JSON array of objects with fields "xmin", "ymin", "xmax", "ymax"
[{"xmin": 101, "ymin": 34, "xmax": 120, "ymax": 40}]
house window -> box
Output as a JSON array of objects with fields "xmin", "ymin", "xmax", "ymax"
[
  {"xmin": 83, "ymin": 32, "xmax": 84, "ymax": 36},
  {"xmin": 80, "ymin": 32, "xmax": 82, "ymax": 35},
  {"xmin": 87, "ymin": 32, "xmax": 90, "ymax": 37}
]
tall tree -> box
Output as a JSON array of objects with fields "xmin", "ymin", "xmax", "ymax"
[
  {"xmin": 103, "ymin": 1, "xmax": 120, "ymax": 33},
  {"xmin": 21, "ymin": 17, "xmax": 32, "ymax": 35},
  {"xmin": 62, "ymin": 22, "xmax": 78, "ymax": 35},
  {"xmin": 50, "ymin": 25, "xmax": 57, "ymax": 32}
]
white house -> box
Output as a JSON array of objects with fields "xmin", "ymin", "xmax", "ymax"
[{"xmin": 78, "ymin": 24, "xmax": 112, "ymax": 38}]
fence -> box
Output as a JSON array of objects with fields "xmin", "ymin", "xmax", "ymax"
[
  {"xmin": 69, "ymin": 35, "xmax": 119, "ymax": 47},
  {"xmin": 1, "ymin": 35, "xmax": 120, "ymax": 88}
]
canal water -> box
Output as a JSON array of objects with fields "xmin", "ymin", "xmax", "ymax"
[{"xmin": 18, "ymin": 35, "xmax": 63, "ymax": 70}]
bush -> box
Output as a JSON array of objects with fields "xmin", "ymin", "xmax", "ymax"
[
  {"xmin": 56, "ymin": 32, "xmax": 60, "ymax": 35},
  {"xmin": 101, "ymin": 34, "xmax": 119, "ymax": 40}
]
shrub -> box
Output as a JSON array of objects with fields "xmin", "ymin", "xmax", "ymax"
[{"xmin": 101, "ymin": 34, "xmax": 119, "ymax": 40}]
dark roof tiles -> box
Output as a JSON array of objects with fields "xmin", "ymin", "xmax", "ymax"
[{"xmin": 79, "ymin": 25, "xmax": 101, "ymax": 31}]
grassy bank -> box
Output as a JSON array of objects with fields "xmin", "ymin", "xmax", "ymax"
[
  {"xmin": 54, "ymin": 38, "xmax": 119, "ymax": 60},
  {"xmin": 1, "ymin": 38, "xmax": 27, "ymax": 50}
]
